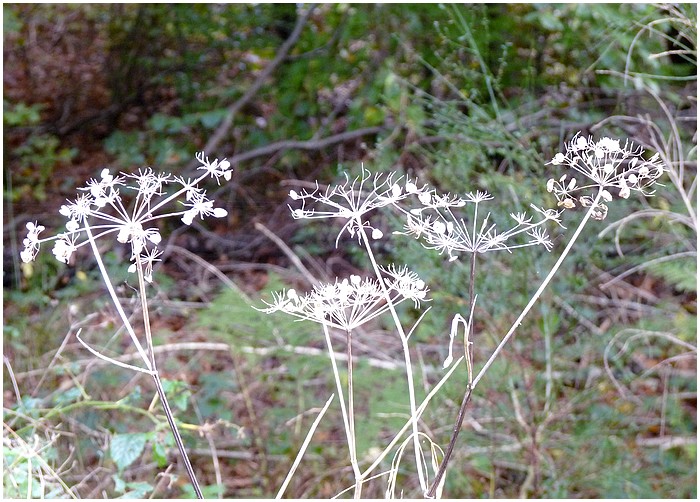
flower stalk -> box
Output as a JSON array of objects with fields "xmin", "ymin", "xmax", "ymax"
[
  {"xmin": 424, "ymin": 133, "xmax": 665, "ymax": 496},
  {"xmin": 20, "ymin": 153, "xmax": 233, "ymax": 498}
]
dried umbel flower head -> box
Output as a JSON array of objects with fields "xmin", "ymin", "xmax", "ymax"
[
  {"xmin": 546, "ymin": 133, "xmax": 665, "ymax": 220},
  {"xmin": 288, "ymin": 167, "xmax": 430, "ymax": 246},
  {"xmin": 395, "ymin": 187, "xmax": 564, "ymax": 261},
  {"xmin": 20, "ymin": 154, "xmax": 230, "ymax": 282},
  {"xmin": 258, "ymin": 266, "xmax": 429, "ymax": 331}
]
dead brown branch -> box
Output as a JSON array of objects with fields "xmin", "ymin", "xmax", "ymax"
[{"xmin": 187, "ymin": 4, "xmax": 318, "ymax": 171}]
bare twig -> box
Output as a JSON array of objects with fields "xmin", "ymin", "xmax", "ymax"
[
  {"xmin": 604, "ymin": 329, "xmax": 697, "ymax": 404},
  {"xmin": 15, "ymin": 340, "xmax": 439, "ymax": 380},
  {"xmin": 187, "ymin": 4, "xmax": 317, "ymax": 171},
  {"xmin": 598, "ymin": 250, "xmax": 697, "ymax": 290},
  {"xmin": 230, "ymin": 126, "xmax": 384, "ymax": 167},
  {"xmin": 166, "ymin": 244, "xmax": 248, "ymax": 297},
  {"xmin": 276, "ymin": 394, "xmax": 334, "ymax": 499},
  {"xmin": 254, "ymin": 221, "xmax": 319, "ymax": 287},
  {"xmin": 3, "ymin": 356, "xmax": 22, "ymax": 404},
  {"xmin": 553, "ymin": 296, "xmax": 605, "ymax": 336},
  {"xmin": 636, "ymin": 435, "xmax": 696, "ymax": 449}
]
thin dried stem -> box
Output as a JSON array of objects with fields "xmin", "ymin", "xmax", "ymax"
[
  {"xmin": 276, "ymin": 394, "xmax": 335, "ymax": 499},
  {"xmin": 472, "ymin": 188, "xmax": 604, "ymax": 389},
  {"xmin": 357, "ymin": 222, "xmax": 427, "ymax": 492},
  {"xmin": 135, "ymin": 257, "xmax": 204, "ymax": 499},
  {"xmin": 321, "ymin": 323, "xmax": 362, "ymax": 483}
]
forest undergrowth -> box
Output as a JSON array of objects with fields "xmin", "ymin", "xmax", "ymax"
[{"xmin": 3, "ymin": 3, "xmax": 696, "ymax": 499}]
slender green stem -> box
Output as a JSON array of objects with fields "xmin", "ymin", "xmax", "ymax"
[
  {"xmin": 12, "ymin": 401, "xmax": 160, "ymax": 437},
  {"xmin": 357, "ymin": 222, "xmax": 427, "ymax": 492}
]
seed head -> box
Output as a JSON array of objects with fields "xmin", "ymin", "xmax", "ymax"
[
  {"xmin": 287, "ymin": 167, "xmax": 430, "ymax": 247},
  {"xmin": 258, "ymin": 266, "xmax": 429, "ymax": 331},
  {"xmin": 395, "ymin": 188, "xmax": 562, "ymax": 260},
  {"xmin": 20, "ymin": 153, "xmax": 229, "ymax": 281},
  {"xmin": 546, "ymin": 133, "xmax": 665, "ymax": 218}
]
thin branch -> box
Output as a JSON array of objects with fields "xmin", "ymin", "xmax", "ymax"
[
  {"xmin": 188, "ymin": 4, "xmax": 317, "ymax": 170},
  {"xmin": 255, "ymin": 221, "xmax": 319, "ymax": 287},
  {"xmin": 167, "ymin": 244, "xmax": 248, "ymax": 296},
  {"xmin": 228, "ymin": 126, "xmax": 384, "ymax": 167},
  {"xmin": 598, "ymin": 250, "xmax": 697, "ymax": 290},
  {"xmin": 15, "ymin": 340, "xmax": 440, "ymax": 379},
  {"xmin": 636, "ymin": 435, "xmax": 696, "ymax": 449},
  {"xmin": 276, "ymin": 394, "xmax": 335, "ymax": 499},
  {"xmin": 30, "ymin": 314, "xmax": 100, "ymax": 398},
  {"xmin": 75, "ymin": 329, "xmax": 155, "ymax": 375}
]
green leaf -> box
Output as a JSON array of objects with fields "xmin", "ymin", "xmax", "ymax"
[
  {"xmin": 363, "ymin": 105, "xmax": 385, "ymax": 126},
  {"xmin": 3, "ymin": 101, "xmax": 43, "ymax": 126},
  {"xmin": 119, "ymin": 482, "xmax": 153, "ymax": 499},
  {"xmin": 52, "ymin": 386, "xmax": 82, "ymax": 406},
  {"xmin": 405, "ymin": 104, "xmax": 425, "ymax": 134},
  {"xmin": 152, "ymin": 439, "xmax": 168, "ymax": 468},
  {"xmin": 199, "ymin": 109, "xmax": 227, "ymax": 129},
  {"xmin": 647, "ymin": 257, "xmax": 697, "ymax": 293},
  {"xmin": 383, "ymin": 72, "xmax": 403, "ymax": 111},
  {"xmin": 161, "ymin": 379, "xmax": 191, "ymax": 412},
  {"xmin": 110, "ymin": 433, "xmax": 148, "ymax": 471},
  {"xmin": 148, "ymin": 113, "xmax": 169, "ymax": 132},
  {"xmin": 3, "ymin": 7, "xmax": 23, "ymax": 34},
  {"xmin": 182, "ymin": 483, "xmax": 221, "ymax": 498},
  {"xmin": 104, "ymin": 131, "xmax": 146, "ymax": 166},
  {"xmin": 112, "ymin": 473, "xmax": 126, "ymax": 494}
]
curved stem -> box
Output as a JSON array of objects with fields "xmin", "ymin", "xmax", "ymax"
[
  {"xmin": 357, "ymin": 222, "xmax": 426, "ymax": 492},
  {"xmin": 83, "ymin": 223, "xmax": 151, "ymax": 369},
  {"xmin": 472, "ymin": 189, "xmax": 602, "ymax": 389},
  {"xmin": 426, "ymin": 252, "xmax": 477, "ymax": 497}
]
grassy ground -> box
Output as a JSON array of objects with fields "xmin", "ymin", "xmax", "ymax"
[{"xmin": 3, "ymin": 3, "xmax": 696, "ymax": 499}]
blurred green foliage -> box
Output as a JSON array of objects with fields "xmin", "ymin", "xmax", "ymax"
[
  {"xmin": 4, "ymin": 101, "xmax": 77, "ymax": 201},
  {"xmin": 4, "ymin": 2, "xmax": 695, "ymax": 499}
]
